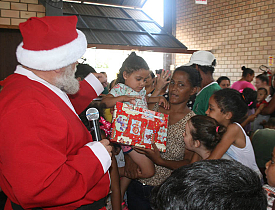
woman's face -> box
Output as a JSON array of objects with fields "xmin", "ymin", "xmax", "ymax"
[
  {"xmin": 169, "ymin": 71, "xmax": 195, "ymax": 104},
  {"xmin": 255, "ymin": 78, "xmax": 265, "ymax": 90},
  {"xmin": 219, "ymin": 79, "xmax": 230, "ymax": 89},
  {"xmin": 246, "ymin": 73, "xmax": 254, "ymax": 83}
]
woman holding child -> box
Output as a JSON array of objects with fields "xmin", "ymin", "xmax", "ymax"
[{"xmin": 125, "ymin": 66, "xmax": 202, "ymax": 210}]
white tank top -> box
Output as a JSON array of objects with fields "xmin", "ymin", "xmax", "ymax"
[{"xmin": 226, "ymin": 123, "xmax": 261, "ymax": 176}]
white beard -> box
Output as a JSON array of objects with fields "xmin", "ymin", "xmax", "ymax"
[{"xmin": 55, "ymin": 64, "xmax": 79, "ymax": 94}]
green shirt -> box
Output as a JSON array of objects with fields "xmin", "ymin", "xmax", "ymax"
[
  {"xmin": 252, "ymin": 128, "xmax": 275, "ymax": 168},
  {"xmin": 193, "ymin": 82, "xmax": 221, "ymax": 115}
]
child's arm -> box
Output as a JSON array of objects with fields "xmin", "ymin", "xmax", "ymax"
[
  {"xmin": 255, "ymin": 103, "xmax": 266, "ymax": 116},
  {"xmin": 241, "ymin": 114, "xmax": 256, "ymax": 127},
  {"xmin": 101, "ymin": 94, "xmax": 141, "ymax": 108},
  {"xmin": 109, "ymin": 155, "xmax": 121, "ymax": 210},
  {"xmin": 208, "ymin": 124, "xmax": 240, "ymax": 159},
  {"xmin": 134, "ymin": 143, "xmax": 194, "ymax": 170}
]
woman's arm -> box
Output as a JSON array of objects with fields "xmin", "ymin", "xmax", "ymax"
[
  {"xmin": 208, "ymin": 124, "xmax": 239, "ymax": 159},
  {"xmin": 134, "ymin": 143, "xmax": 194, "ymax": 170},
  {"xmin": 261, "ymin": 96, "xmax": 275, "ymax": 115}
]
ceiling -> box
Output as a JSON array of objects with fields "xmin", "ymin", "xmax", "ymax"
[
  {"xmin": 77, "ymin": 0, "xmax": 148, "ymax": 8},
  {"xmin": 62, "ymin": 1, "xmax": 194, "ymax": 54}
]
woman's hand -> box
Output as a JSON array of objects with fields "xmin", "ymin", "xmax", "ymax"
[
  {"xmin": 153, "ymin": 70, "xmax": 170, "ymax": 94},
  {"xmin": 134, "ymin": 143, "xmax": 163, "ymax": 166},
  {"xmin": 158, "ymin": 96, "xmax": 169, "ymax": 109}
]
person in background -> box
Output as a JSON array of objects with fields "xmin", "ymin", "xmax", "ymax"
[
  {"xmin": 231, "ymin": 66, "xmax": 255, "ymax": 91},
  {"xmin": 145, "ymin": 70, "xmax": 156, "ymax": 96},
  {"xmin": 100, "ymin": 72, "xmax": 109, "ymax": 95},
  {"xmin": 263, "ymin": 146, "xmax": 275, "ymax": 210},
  {"xmin": 252, "ymin": 87, "xmax": 270, "ymax": 131},
  {"xmin": 150, "ymin": 159, "xmax": 267, "ymax": 210},
  {"xmin": 217, "ymin": 76, "xmax": 230, "ymax": 89},
  {"xmin": 0, "ymin": 16, "xmax": 112, "ymax": 209},
  {"xmin": 185, "ymin": 50, "xmax": 221, "ymax": 115},
  {"xmin": 252, "ymin": 118, "xmax": 275, "ymax": 183},
  {"xmin": 183, "ymin": 115, "xmax": 230, "ymax": 160},
  {"xmin": 104, "ymin": 79, "xmax": 117, "ymax": 123},
  {"xmin": 255, "ymin": 73, "xmax": 272, "ymax": 101},
  {"xmin": 75, "ymin": 63, "xmax": 96, "ymax": 81},
  {"xmin": 205, "ymin": 89, "xmax": 261, "ymax": 177},
  {"xmin": 75, "ymin": 64, "xmax": 100, "ymax": 131}
]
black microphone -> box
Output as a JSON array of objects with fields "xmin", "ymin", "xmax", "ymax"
[{"xmin": 86, "ymin": 108, "xmax": 102, "ymax": 141}]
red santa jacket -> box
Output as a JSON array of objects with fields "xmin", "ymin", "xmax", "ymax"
[{"xmin": 0, "ymin": 72, "xmax": 111, "ymax": 209}]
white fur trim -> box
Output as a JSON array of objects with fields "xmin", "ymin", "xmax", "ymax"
[
  {"xmin": 85, "ymin": 73, "xmax": 104, "ymax": 96},
  {"xmin": 85, "ymin": 141, "xmax": 111, "ymax": 174},
  {"xmin": 16, "ymin": 30, "xmax": 87, "ymax": 71}
]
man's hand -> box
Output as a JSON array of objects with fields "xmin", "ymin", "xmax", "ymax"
[
  {"xmin": 100, "ymin": 139, "xmax": 112, "ymax": 157},
  {"xmin": 93, "ymin": 73, "xmax": 108, "ymax": 88}
]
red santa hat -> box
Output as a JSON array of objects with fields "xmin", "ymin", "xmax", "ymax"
[{"xmin": 16, "ymin": 16, "xmax": 87, "ymax": 71}]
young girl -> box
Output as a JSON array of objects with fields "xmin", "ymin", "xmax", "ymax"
[
  {"xmin": 206, "ymin": 88, "xmax": 262, "ymax": 177},
  {"xmin": 101, "ymin": 52, "xmax": 167, "ymax": 209},
  {"xmin": 183, "ymin": 115, "xmax": 230, "ymax": 160}
]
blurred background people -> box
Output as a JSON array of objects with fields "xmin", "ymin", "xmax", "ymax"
[{"xmin": 217, "ymin": 76, "xmax": 230, "ymax": 89}]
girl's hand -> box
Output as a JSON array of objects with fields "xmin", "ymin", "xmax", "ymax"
[
  {"xmin": 158, "ymin": 96, "xmax": 169, "ymax": 109},
  {"xmin": 134, "ymin": 143, "xmax": 163, "ymax": 166}
]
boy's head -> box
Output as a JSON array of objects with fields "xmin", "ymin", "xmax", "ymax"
[
  {"xmin": 257, "ymin": 87, "xmax": 268, "ymax": 103},
  {"xmin": 151, "ymin": 159, "xmax": 267, "ymax": 210}
]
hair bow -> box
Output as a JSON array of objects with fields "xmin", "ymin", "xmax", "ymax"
[{"xmin": 99, "ymin": 116, "xmax": 111, "ymax": 137}]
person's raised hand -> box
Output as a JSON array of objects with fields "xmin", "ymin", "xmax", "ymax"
[{"xmin": 155, "ymin": 70, "xmax": 170, "ymax": 90}]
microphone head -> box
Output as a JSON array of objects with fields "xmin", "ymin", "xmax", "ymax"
[{"xmin": 86, "ymin": 108, "xmax": 99, "ymax": 121}]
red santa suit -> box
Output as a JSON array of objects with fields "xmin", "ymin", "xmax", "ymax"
[{"xmin": 0, "ymin": 65, "xmax": 111, "ymax": 210}]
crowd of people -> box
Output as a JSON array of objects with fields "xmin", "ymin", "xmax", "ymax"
[{"xmin": 0, "ymin": 16, "xmax": 274, "ymax": 210}]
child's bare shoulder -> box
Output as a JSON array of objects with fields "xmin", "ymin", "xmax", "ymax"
[
  {"xmin": 227, "ymin": 123, "xmax": 240, "ymax": 132},
  {"xmin": 227, "ymin": 123, "xmax": 246, "ymax": 147}
]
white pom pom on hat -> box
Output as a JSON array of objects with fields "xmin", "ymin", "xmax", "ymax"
[{"xmin": 16, "ymin": 16, "xmax": 87, "ymax": 71}]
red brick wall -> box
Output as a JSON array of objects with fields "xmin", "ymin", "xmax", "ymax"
[
  {"xmin": 175, "ymin": 0, "xmax": 275, "ymax": 83},
  {"xmin": 0, "ymin": 0, "xmax": 45, "ymax": 26}
]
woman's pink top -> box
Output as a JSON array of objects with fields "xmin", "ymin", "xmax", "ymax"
[{"xmin": 231, "ymin": 80, "xmax": 255, "ymax": 91}]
